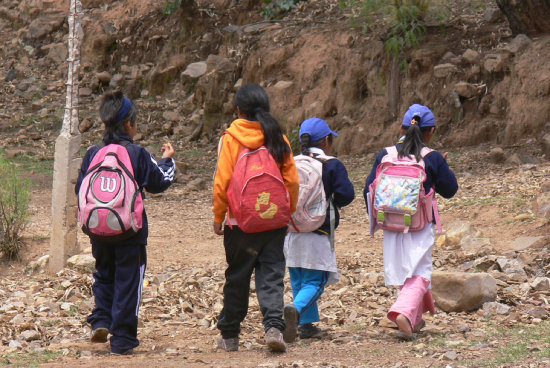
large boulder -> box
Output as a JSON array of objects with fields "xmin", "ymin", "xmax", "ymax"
[
  {"xmin": 194, "ymin": 55, "xmax": 238, "ymax": 132},
  {"xmin": 442, "ymin": 221, "xmax": 478, "ymax": 248},
  {"xmin": 149, "ymin": 53, "xmax": 188, "ymax": 95},
  {"xmin": 182, "ymin": 61, "xmax": 207, "ymax": 79},
  {"xmin": 432, "ymin": 272, "xmax": 497, "ymax": 312},
  {"xmin": 81, "ymin": 20, "xmax": 116, "ymax": 68},
  {"xmin": 67, "ymin": 253, "xmax": 95, "ymax": 272},
  {"xmin": 41, "ymin": 43, "xmax": 67, "ymax": 64},
  {"xmin": 25, "ymin": 12, "xmax": 66, "ymax": 40}
]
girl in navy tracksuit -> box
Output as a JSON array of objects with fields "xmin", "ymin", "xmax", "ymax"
[
  {"xmin": 363, "ymin": 104, "xmax": 457, "ymax": 340},
  {"xmin": 283, "ymin": 118, "xmax": 355, "ymax": 343},
  {"xmin": 75, "ymin": 91, "xmax": 176, "ymax": 355}
]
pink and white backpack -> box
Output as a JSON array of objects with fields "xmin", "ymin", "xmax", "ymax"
[
  {"xmin": 289, "ymin": 154, "xmax": 333, "ymax": 233},
  {"xmin": 78, "ymin": 142, "xmax": 144, "ymax": 241},
  {"xmin": 369, "ymin": 146, "xmax": 442, "ymax": 234}
]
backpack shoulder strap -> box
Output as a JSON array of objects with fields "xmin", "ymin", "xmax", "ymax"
[
  {"xmin": 420, "ymin": 146, "xmax": 434, "ymax": 158},
  {"xmin": 217, "ymin": 134, "xmax": 225, "ymax": 157},
  {"xmin": 314, "ymin": 153, "xmax": 335, "ymax": 163},
  {"xmin": 385, "ymin": 146, "xmax": 398, "ymax": 157}
]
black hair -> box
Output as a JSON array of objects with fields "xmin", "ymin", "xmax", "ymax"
[
  {"xmin": 398, "ymin": 122, "xmax": 433, "ymax": 161},
  {"xmin": 300, "ymin": 133, "xmax": 333, "ymax": 156},
  {"xmin": 234, "ymin": 84, "xmax": 290, "ymax": 164},
  {"xmin": 99, "ymin": 90, "xmax": 138, "ymax": 144}
]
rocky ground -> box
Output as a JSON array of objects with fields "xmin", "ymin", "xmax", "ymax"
[
  {"xmin": 0, "ymin": 146, "xmax": 549, "ymax": 367},
  {"xmin": 0, "ymin": 0, "xmax": 549, "ymax": 367}
]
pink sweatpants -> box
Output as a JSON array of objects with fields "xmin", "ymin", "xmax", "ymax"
[{"xmin": 387, "ymin": 275, "xmax": 435, "ymax": 330}]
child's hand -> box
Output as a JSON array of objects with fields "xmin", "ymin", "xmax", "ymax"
[
  {"xmin": 213, "ymin": 221, "xmax": 224, "ymax": 236},
  {"xmin": 161, "ymin": 143, "xmax": 175, "ymax": 158},
  {"xmin": 443, "ymin": 152, "xmax": 449, "ymax": 159}
]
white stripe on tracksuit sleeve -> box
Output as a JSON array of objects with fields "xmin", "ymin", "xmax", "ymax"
[{"xmin": 150, "ymin": 155, "xmax": 175, "ymax": 181}]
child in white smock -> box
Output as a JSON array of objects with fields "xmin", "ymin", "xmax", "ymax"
[{"xmin": 283, "ymin": 118, "xmax": 355, "ymax": 342}]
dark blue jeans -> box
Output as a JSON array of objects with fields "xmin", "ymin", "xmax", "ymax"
[
  {"xmin": 217, "ymin": 226, "xmax": 287, "ymax": 339},
  {"xmin": 86, "ymin": 241, "xmax": 146, "ymax": 354}
]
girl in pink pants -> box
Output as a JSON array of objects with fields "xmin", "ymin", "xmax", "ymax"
[{"xmin": 363, "ymin": 104, "xmax": 458, "ymax": 339}]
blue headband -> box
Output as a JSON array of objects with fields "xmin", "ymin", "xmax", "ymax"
[{"xmin": 114, "ymin": 97, "xmax": 132, "ymax": 124}]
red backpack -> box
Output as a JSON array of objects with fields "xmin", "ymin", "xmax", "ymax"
[{"xmin": 224, "ymin": 132, "xmax": 292, "ymax": 233}]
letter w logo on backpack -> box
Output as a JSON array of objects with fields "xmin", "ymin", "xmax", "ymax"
[
  {"xmin": 369, "ymin": 146, "xmax": 442, "ymax": 234},
  {"xmin": 78, "ymin": 142, "xmax": 144, "ymax": 242},
  {"xmin": 224, "ymin": 132, "xmax": 292, "ymax": 233}
]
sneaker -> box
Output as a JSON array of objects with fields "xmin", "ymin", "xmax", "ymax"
[
  {"xmin": 283, "ymin": 304, "xmax": 298, "ymax": 343},
  {"xmin": 110, "ymin": 348, "xmax": 134, "ymax": 355},
  {"xmin": 298, "ymin": 323, "xmax": 322, "ymax": 339},
  {"xmin": 265, "ymin": 327, "xmax": 286, "ymax": 352},
  {"xmin": 90, "ymin": 327, "xmax": 109, "ymax": 343},
  {"xmin": 217, "ymin": 336, "xmax": 239, "ymax": 352},
  {"xmin": 396, "ymin": 331, "xmax": 417, "ymax": 341}
]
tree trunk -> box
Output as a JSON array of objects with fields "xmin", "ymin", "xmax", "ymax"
[{"xmin": 496, "ymin": 0, "xmax": 550, "ymax": 36}]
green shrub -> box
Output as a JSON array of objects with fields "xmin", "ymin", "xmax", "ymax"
[
  {"xmin": 286, "ymin": 127, "xmax": 301, "ymax": 154},
  {"xmin": 0, "ymin": 154, "xmax": 31, "ymax": 260},
  {"xmin": 339, "ymin": 0, "xmax": 449, "ymax": 67},
  {"xmin": 163, "ymin": 0, "xmax": 183, "ymax": 15},
  {"xmin": 263, "ymin": 0, "xmax": 304, "ymax": 19},
  {"xmin": 163, "ymin": 0, "xmax": 196, "ymax": 15}
]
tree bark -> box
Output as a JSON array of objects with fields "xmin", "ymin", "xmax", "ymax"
[{"xmin": 496, "ymin": 0, "xmax": 550, "ymax": 36}]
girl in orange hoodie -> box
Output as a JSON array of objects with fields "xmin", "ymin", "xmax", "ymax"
[{"xmin": 213, "ymin": 84, "xmax": 299, "ymax": 353}]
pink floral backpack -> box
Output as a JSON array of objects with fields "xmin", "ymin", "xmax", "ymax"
[
  {"xmin": 369, "ymin": 146, "xmax": 442, "ymax": 234},
  {"xmin": 78, "ymin": 141, "xmax": 144, "ymax": 241}
]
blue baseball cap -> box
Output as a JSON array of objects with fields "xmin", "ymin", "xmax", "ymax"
[
  {"xmin": 299, "ymin": 117, "xmax": 338, "ymax": 142},
  {"xmin": 402, "ymin": 104, "xmax": 436, "ymax": 128}
]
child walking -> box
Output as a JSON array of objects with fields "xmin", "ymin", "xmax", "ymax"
[
  {"xmin": 363, "ymin": 104, "xmax": 458, "ymax": 339},
  {"xmin": 212, "ymin": 83, "xmax": 299, "ymax": 352},
  {"xmin": 283, "ymin": 118, "xmax": 355, "ymax": 343},
  {"xmin": 75, "ymin": 91, "xmax": 176, "ymax": 355}
]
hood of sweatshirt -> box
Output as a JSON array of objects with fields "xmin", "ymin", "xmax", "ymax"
[{"xmin": 225, "ymin": 119, "xmax": 264, "ymax": 149}]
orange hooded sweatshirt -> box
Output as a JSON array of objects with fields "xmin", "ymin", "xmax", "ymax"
[{"xmin": 213, "ymin": 118, "xmax": 299, "ymax": 224}]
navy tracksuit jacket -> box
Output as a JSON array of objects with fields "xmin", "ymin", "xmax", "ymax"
[
  {"xmin": 75, "ymin": 135, "xmax": 175, "ymax": 353},
  {"xmin": 312, "ymin": 152, "xmax": 355, "ymax": 235}
]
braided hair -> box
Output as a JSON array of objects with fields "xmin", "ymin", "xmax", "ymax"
[{"xmin": 300, "ymin": 133, "xmax": 332, "ymax": 156}]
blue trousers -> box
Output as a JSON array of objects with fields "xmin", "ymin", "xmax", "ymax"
[
  {"xmin": 86, "ymin": 241, "xmax": 146, "ymax": 354},
  {"xmin": 288, "ymin": 267, "xmax": 329, "ymax": 325}
]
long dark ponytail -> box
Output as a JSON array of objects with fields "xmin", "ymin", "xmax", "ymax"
[
  {"xmin": 398, "ymin": 119, "xmax": 432, "ymax": 161},
  {"xmin": 99, "ymin": 90, "xmax": 138, "ymax": 144},
  {"xmin": 234, "ymin": 84, "xmax": 290, "ymax": 164}
]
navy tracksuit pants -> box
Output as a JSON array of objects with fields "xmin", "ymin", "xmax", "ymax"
[
  {"xmin": 217, "ymin": 225, "xmax": 287, "ymax": 339},
  {"xmin": 87, "ymin": 241, "xmax": 146, "ymax": 354}
]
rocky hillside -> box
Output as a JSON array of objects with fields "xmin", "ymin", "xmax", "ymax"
[
  {"xmin": 1, "ymin": 2, "xmax": 550, "ymax": 366},
  {"xmin": 0, "ymin": 0, "xmax": 549, "ymax": 160}
]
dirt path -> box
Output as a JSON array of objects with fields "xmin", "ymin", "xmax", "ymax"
[{"xmin": 1, "ymin": 151, "xmax": 549, "ymax": 368}]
